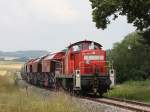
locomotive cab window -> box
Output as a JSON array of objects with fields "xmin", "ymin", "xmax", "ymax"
[
  {"xmin": 72, "ymin": 45, "xmax": 80, "ymax": 52},
  {"xmin": 89, "ymin": 43, "xmax": 100, "ymax": 50}
]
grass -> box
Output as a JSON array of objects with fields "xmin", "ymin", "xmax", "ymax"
[
  {"xmin": 0, "ymin": 61, "xmax": 22, "ymax": 77},
  {"xmin": 104, "ymin": 80, "xmax": 150, "ymax": 103},
  {"xmin": 0, "ymin": 61, "xmax": 80, "ymax": 112},
  {"xmin": 0, "ymin": 70, "xmax": 7, "ymax": 76},
  {"xmin": 0, "ymin": 61, "xmax": 22, "ymax": 71},
  {"xmin": 0, "ymin": 75, "xmax": 80, "ymax": 112},
  {"xmin": 0, "ymin": 60, "xmax": 24, "ymax": 65}
]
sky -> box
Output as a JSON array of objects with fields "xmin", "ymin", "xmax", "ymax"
[{"xmin": 0, "ymin": 0, "xmax": 136, "ymax": 52}]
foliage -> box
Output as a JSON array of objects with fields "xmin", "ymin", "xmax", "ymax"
[
  {"xmin": 109, "ymin": 32, "xmax": 150, "ymax": 83},
  {"xmin": 89, "ymin": 0, "xmax": 150, "ymax": 44},
  {"xmin": 105, "ymin": 80, "xmax": 150, "ymax": 103}
]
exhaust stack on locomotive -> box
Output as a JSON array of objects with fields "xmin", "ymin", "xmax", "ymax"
[{"xmin": 21, "ymin": 40, "xmax": 111, "ymax": 96}]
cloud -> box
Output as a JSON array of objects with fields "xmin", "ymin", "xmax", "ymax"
[
  {"xmin": 0, "ymin": 0, "xmax": 80, "ymax": 35},
  {"xmin": 27, "ymin": 0, "xmax": 79, "ymax": 23},
  {"xmin": 0, "ymin": 0, "xmax": 79, "ymax": 27}
]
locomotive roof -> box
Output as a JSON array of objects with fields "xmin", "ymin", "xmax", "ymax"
[
  {"xmin": 43, "ymin": 53, "xmax": 55, "ymax": 60},
  {"xmin": 26, "ymin": 58, "xmax": 37, "ymax": 65},
  {"xmin": 43, "ymin": 51, "xmax": 65, "ymax": 61},
  {"xmin": 33, "ymin": 54, "xmax": 49, "ymax": 62},
  {"xmin": 68, "ymin": 40, "xmax": 102, "ymax": 48}
]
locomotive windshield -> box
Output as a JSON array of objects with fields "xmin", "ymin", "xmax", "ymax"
[{"xmin": 72, "ymin": 42, "xmax": 100, "ymax": 51}]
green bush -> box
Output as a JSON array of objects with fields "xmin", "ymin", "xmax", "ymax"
[{"xmin": 108, "ymin": 32, "xmax": 150, "ymax": 83}]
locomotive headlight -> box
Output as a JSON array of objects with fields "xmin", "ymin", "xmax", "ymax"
[{"xmin": 76, "ymin": 74, "xmax": 80, "ymax": 77}]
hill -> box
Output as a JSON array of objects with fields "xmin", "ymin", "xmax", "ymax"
[{"xmin": 0, "ymin": 50, "xmax": 49, "ymax": 61}]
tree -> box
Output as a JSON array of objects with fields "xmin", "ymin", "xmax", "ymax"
[
  {"xmin": 89, "ymin": 0, "xmax": 150, "ymax": 43},
  {"xmin": 109, "ymin": 32, "xmax": 150, "ymax": 83}
]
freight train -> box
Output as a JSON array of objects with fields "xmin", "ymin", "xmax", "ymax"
[{"xmin": 21, "ymin": 40, "xmax": 112, "ymax": 96}]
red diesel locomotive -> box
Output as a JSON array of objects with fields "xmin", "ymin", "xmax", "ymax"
[{"xmin": 21, "ymin": 40, "xmax": 111, "ymax": 96}]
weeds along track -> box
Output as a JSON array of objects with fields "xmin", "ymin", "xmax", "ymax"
[{"xmin": 82, "ymin": 97, "xmax": 150, "ymax": 112}]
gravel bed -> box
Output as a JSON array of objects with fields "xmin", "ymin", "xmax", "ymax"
[{"xmin": 73, "ymin": 98, "xmax": 132, "ymax": 112}]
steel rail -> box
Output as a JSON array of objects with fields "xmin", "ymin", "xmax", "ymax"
[
  {"xmin": 105, "ymin": 97, "xmax": 150, "ymax": 108},
  {"xmin": 82, "ymin": 97, "xmax": 150, "ymax": 112}
]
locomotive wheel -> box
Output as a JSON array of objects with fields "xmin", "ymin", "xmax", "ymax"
[
  {"xmin": 81, "ymin": 91, "xmax": 88, "ymax": 96},
  {"xmin": 72, "ymin": 90, "xmax": 81, "ymax": 96},
  {"xmin": 98, "ymin": 92, "xmax": 103, "ymax": 98}
]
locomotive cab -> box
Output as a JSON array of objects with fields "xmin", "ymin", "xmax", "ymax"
[{"xmin": 66, "ymin": 40, "xmax": 111, "ymax": 95}]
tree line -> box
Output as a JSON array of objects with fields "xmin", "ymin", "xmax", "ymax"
[{"xmin": 108, "ymin": 32, "xmax": 150, "ymax": 83}]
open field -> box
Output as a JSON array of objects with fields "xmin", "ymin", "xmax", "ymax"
[
  {"xmin": 0, "ymin": 60, "xmax": 23, "ymax": 66},
  {"xmin": 105, "ymin": 80, "xmax": 150, "ymax": 103},
  {"xmin": 0, "ymin": 61, "xmax": 80, "ymax": 112},
  {"xmin": 0, "ymin": 70, "xmax": 7, "ymax": 76},
  {"xmin": 0, "ymin": 64, "xmax": 22, "ymax": 70},
  {"xmin": 0, "ymin": 61, "xmax": 22, "ymax": 76},
  {"xmin": 0, "ymin": 75, "xmax": 80, "ymax": 112},
  {"xmin": 0, "ymin": 61, "xmax": 23, "ymax": 71}
]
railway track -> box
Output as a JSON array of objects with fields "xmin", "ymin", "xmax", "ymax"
[{"xmin": 82, "ymin": 97, "xmax": 150, "ymax": 112}]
